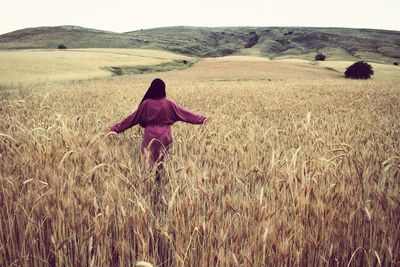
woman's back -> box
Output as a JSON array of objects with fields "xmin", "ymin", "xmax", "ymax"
[
  {"xmin": 140, "ymin": 98, "xmax": 177, "ymax": 126},
  {"xmin": 110, "ymin": 96, "xmax": 206, "ymax": 163},
  {"xmin": 140, "ymin": 97, "xmax": 205, "ymax": 127}
]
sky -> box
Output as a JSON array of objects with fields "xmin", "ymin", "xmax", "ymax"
[{"xmin": 1, "ymin": 0, "xmax": 399, "ymax": 34}]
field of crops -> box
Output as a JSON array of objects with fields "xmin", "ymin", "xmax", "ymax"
[
  {"xmin": 1, "ymin": 53, "xmax": 399, "ymax": 266},
  {"xmin": 0, "ymin": 48, "xmax": 190, "ymax": 86}
]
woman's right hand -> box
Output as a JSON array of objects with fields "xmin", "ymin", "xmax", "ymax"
[{"xmin": 106, "ymin": 124, "xmax": 115, "ymax": 133}]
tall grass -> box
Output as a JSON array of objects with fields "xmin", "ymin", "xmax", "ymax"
[{"xmin": 0, "ymin": 59, "xmax": 399, "ymax": 266}]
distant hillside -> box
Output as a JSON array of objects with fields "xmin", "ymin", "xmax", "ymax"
[
  {"xmin": 1, "ymin": 25, "xmax": 399, "ymax": 63},
  {"xmin": 0, "ymin": 26, "xmax": 134, "ymax": 49}
]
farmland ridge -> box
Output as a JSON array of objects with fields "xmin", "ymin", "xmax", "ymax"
[{"xmin": 0, "ymin": 25, "xmax": 399, "ymax": 63}]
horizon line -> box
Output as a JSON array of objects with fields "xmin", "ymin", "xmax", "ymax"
[{"xmin": 1, "ymin": 24, "xmax": 400, "ymax": 35}]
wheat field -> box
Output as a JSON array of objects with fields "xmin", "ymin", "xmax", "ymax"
[
  {"xmin": 1, "ymin": 53, "xmax": 400, "ymax": 266},
  {"xmin": 0, "ymin": 49, "xmax": 190, "ymax": 86}
]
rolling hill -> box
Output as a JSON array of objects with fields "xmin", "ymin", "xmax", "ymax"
[{"xmin": 0, "ymin": 25, "xmax": 399, "ymax": 63}]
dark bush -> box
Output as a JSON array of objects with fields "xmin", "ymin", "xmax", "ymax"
[
  {"xmin": 344, "ymin": 61, "xmax": 374, "ymax": 79},
  {"xmin": 314, "ymin": 53, "xmax": 326, "ymax": 61},
  {"xmin": 58, "ymin": 44, "xmax": 66, "ymax": 49},
  {"xmin": 394, "ymin": 62, "xmax": 399, "ymax": 66},
  {"xmin": 182, "ymin": 60, "xmax": 188, "ymax": 64}
]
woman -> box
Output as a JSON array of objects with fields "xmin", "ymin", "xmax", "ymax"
[{"xmin": 108, "ymin": 78, "xmax": 207, "ymax": 164}]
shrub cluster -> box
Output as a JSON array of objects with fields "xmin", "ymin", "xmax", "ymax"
[
  {"xmin": 314, "ymin": 53, "xmax": 326, "ymax": 61},
  {"xmin": 344, "ymin": 61, "xmax": 374, "ymax": 79}
]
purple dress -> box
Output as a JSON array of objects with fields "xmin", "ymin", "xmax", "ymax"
[{"xmin": 110, "ymin": 97, "xmax": 206, "ymax": 163}]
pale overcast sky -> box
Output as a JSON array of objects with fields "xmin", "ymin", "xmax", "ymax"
[{"xmin": 1, "ymin": 0, "xmax": 399, "ymax": 34}]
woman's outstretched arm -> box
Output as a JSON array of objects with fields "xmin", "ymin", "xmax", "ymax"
[
  {"xmin": 172, "ymin": 101, "xmax": 206, "ymax": 124},
  {"xmin": 109, "ymin": 103, "xmax": 146, "ymax": 133}
]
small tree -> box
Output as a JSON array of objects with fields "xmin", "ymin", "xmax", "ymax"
[
  {"xmin": 58, "ymin": 44, "xmax": 66, "ymax": 49},
  {"xmin": 314, "ymin": 53, "xmax": 326, "ymax": 61},
  {"xmin": 344, "ymin": 61, "xmax": 374, "ymax": 79}
]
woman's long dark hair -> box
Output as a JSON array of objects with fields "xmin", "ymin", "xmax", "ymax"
[
  {"xmin": 139, "ymin": 78, "xmax": 166, "ymax": 105},
  {"xmin": 138, "ymin": 78, "xmax": 166, "ymax": 127}
]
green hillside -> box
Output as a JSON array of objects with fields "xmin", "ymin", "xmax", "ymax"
[{"xmin": 1, "ymin": 25, "xmax": 399, "ymax": 63}]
